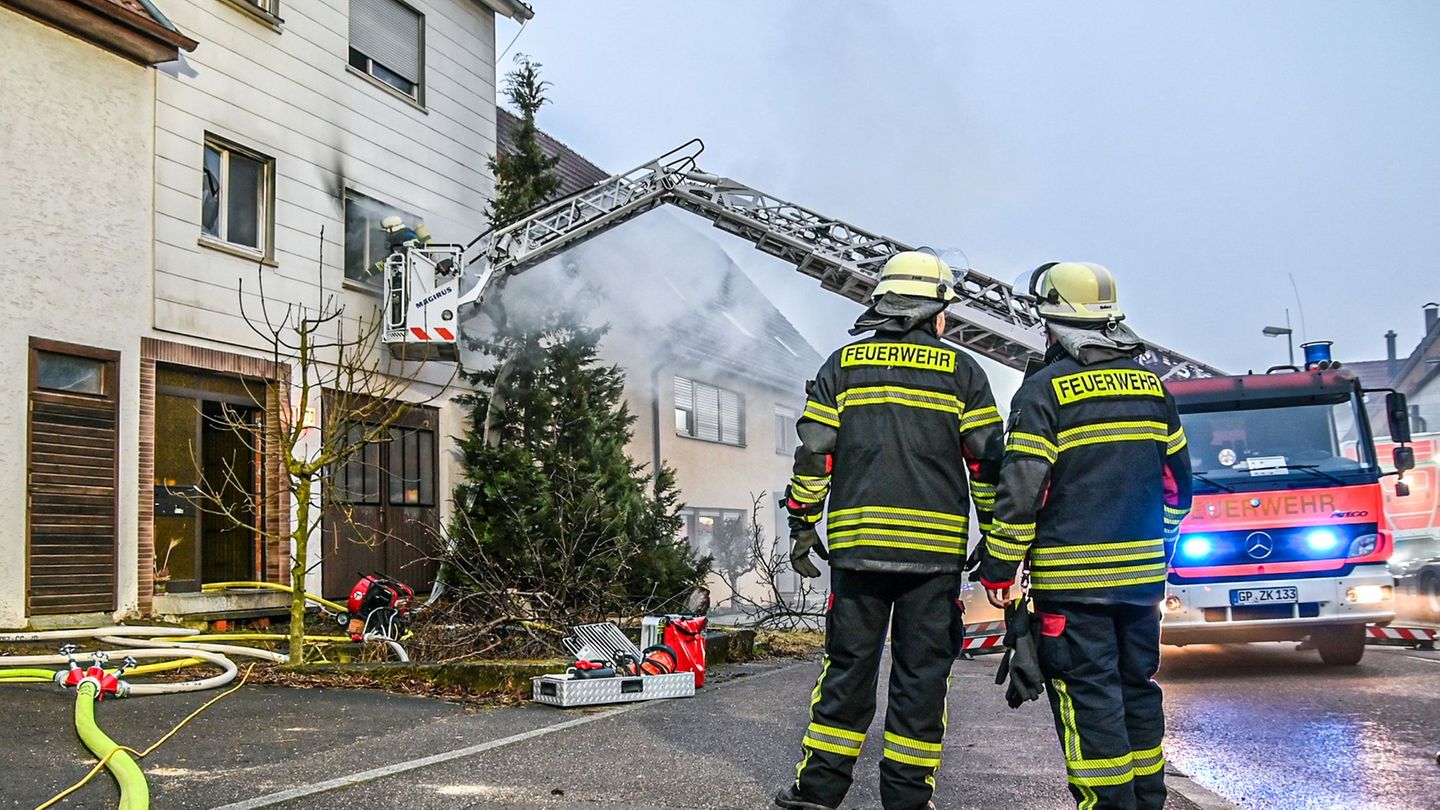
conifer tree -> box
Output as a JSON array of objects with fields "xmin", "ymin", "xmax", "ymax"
[{"xmin": 446, "ymin": 58, "xmax": 709, "ymax": 624}]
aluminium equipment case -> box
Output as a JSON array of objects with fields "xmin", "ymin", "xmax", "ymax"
[{"xmin": 531, "ymin": 671, "xmax": 695, "ymax": 707}]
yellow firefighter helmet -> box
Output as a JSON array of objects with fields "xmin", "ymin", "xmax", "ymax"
[
  {"xmin": 872, "ymin": 251, "xmax": 959, "ymax": 302},
  {"xmin": 1013, "ymin": 261, "xmax": 1125, "ymax": 323}
]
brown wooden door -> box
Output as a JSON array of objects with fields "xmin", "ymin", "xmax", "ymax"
[
  {"xmin": 323, "ymin": 401, "xmax": 440, "ymax": 598},
  {"xmin": 27, "ymin": 340, "xmax": 120, "ymax": 615}
]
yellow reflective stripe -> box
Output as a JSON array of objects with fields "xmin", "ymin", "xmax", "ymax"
[
  {"xmin": 809, "ymin": 721, "xmax": 866, "ymax": 742},
  {"xmin": 884, "ymin": 731, "xmax": 943, "ymax": 752},
  {"xmin": 796, "ymin": 657, "xmax": 833, "ymax": 784},
  {"xmin": 1031, "ymin": 564, "xmax": 1169, "ymax": 590},
  {"xmin": 804, "ymin": 735, "xmax": 863, "ymax": 757},
  {"xmin": 986, "ymin": 535, "xmax": 1030, "ymax": 562},
  {"xmin": 1132, "ymin": 744, "xmax": 1165, "ymax": 777},
  {"xmin": 883, "ymin": 748, "xmax": 943, "ymax": 768},
  {"xmin": 1163, "ymin": 505, "xmax": 1188, "ymax": 516},
  {"xmin": 1031, "ymin": 539, "xmax": 1166, "ymax": 567},
  {"xmin": 1056, "ymin": 420, "xmax": 1168, "ymax": 453},
  {"xmin": 1054, "ymin": 679, "xmax": 1081, "ymax": 762},
  {"xmin": 970, "ymin": 481, "xmax": 997, "ymax": 495},
  {"xmin": 1167, "ymin": 428, "xmax": 1187, "ymax": 455},
  {"xmin": 829, "ymin": 505, "xmax": 968, "ymax": 528},
  {"xmin": 828, "ymin": 538, "xmax": 966, "ymax": 555},
  {"xmin": 960, "ymin": 405, "xmax": 1002, "ymax": 431},
  {"xmin": 1007, "ymin": 431, "xmax": 1058, "ymax": 463},
  {"xmin": 803, "ymin": 400, "xmax": 840, "ymax": 427},
  {"xmin": 838, "ymin": 385, "xmax": 963, "ymax": 416}
]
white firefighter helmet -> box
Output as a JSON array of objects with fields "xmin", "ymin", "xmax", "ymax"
[
  {"xmin": 380, "ymin": 215, "xmax": 406, "ymax": 233},
  {"xmin": 1012, "ymin": 261, "xmax": 1125, "ymax": 323},
  {"xmin": 872, "ymin": 250, "xmax": 959, "ymax": 302}
]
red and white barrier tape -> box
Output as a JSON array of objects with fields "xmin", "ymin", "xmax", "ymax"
[{"xmin": 1367, "ymin": 625, "xmax": 1439, "ymax": 642}]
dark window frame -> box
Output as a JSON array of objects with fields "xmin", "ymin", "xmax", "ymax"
[{"xmin": 343, "ymin": 190, "xmax": 423, "ymax": 288}]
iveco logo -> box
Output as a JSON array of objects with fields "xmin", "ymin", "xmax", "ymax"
[{"xmin": 1245, "ymin": 532, "xmax": 1275, "ymax": 560}]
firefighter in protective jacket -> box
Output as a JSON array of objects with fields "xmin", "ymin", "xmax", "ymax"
[
  {"xmin": 975, "ymin": 262, "xmax": 1193, "ymax": 810},
  {"xmin": 775, "ymin": 251, "xmax": 1004, "ymax": 810}
]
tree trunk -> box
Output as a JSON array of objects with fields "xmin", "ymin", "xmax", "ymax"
[{"xmin": 289, "ymin": 478, "xmax": 311, "ymax": 664}]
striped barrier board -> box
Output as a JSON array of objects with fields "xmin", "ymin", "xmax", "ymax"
[
  {"xmin": 961, "ymin": 620, "xmax": 1007, "ymax": 653},
  {"xmin": 1367, "ymin": 624, "xmax": 1438, "ymax": 647}
]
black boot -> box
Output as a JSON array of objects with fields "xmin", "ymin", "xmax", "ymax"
[{"xmin": 773, "ymin": 784, "xmax": 839, "ymax": 810}]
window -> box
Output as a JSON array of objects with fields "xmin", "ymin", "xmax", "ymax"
[
  {"xmin": 387, "ymin": 427, "xmax": 435, "ymax": 506},
  {"xmin": 333, "ymin": 425, "xmax": 382, "ymax": 505},
  {"xmin": 349, "ymin": 0, "xmax": 424, "ymax": 100},
  {"xmin": 201, "ymin": 135, "xmax": 274, "ymax": 257},
  {"xmin": 774, "ymin": 406, "xmax": 796, "ymax": 455},
  {"xmin": 220, "ymin": 0, "xmax": 281, "ymax": 26},
  {"xmin": 678, "ymin": 507, "xmax": 745, "ymax": 556},
  {"xmin": 36, "ymin": 351, "xmax": 107, "ymax": 395},
  {"xmin": 674, "ymin": 376, "xmax": 744, "ymax": 446},
  {"xmin": 344, "ymin": 191, "xmax": 422, "ymax": 287}
]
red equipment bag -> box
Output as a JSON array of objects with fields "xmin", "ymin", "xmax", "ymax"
[{"xmin": 661, "ymin": 616, "xmax": 708, "ymax": 687}]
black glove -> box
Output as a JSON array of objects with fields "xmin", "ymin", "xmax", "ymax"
[
  {"xmin": 993, "ymin": 597, "xmax": 1045, "ymax": 709},
  {"xmin": 965, "ymin": 534, "xmax": 987, "ymax": 573},
  {"xmin": 788, "ymin": 516, "xmax": 829, "ymax": 579}
]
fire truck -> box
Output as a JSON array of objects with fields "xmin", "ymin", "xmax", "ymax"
[
  {"xmin": 1377, "ymin": 433, "xmax": 1440, "ymax": 622},
  {"xmin": 1161, "ymin": 351, "xmax": 1417, "ymax": 665}
]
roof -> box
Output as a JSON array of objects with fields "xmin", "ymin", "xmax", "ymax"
[
  {"xmin": 3, "ymin": 0, "xmax": 197, "ymax": 64},
  {"xmin": 1343, "ymin": 359, "xmax": 1394, "ymax": 391},
  {"xmin": 491, "ymin": 117, "xmax": 822, "ymax": 389},
  {"xmin": 497, "ymin": 109, "xmax": 611, "ymax": 198}
]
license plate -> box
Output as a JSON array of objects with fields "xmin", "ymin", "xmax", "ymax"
[{"xmin": 1230, "ymin": 586, "xmax": 1298, "ymax": 606}]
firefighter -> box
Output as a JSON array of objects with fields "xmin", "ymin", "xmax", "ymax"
[
  {"xmin": 775, "ymin": 250, "xmax": 1004, "ymax": 810},
  {"xmin": 974, "ymin": 262, "xmax": 1193, "ymax": 810}
]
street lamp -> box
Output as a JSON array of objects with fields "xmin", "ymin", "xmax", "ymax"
[{"xmin": 1263, "ymin": 309, "xmax": 1296, "ymax": 366}]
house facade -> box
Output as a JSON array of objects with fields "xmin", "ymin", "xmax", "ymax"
[{"xmin": 1, "ymin": 0, "xmax": 530, "ymax": 628}]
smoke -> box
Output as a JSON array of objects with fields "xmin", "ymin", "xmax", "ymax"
[{"xmin": 458, "ymin": 208, "xmax": 821, "ymax": 377}]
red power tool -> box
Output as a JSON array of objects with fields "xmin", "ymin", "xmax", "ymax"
[{"xmin": 345, "ymin": 573, "xmax": 415, "ymax": 641}]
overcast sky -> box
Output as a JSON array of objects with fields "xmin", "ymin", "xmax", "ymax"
[{"xmin": 496, "ymin": 1, "xmax": 1439, "ymax": 392}]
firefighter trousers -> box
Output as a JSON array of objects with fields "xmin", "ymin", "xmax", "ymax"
[
  {"xmin": 1034, "ymin": 601, "xmax": 1165, "ymax": 810},
  {"xmin": 792, "ymin": 568, "xmax": 964, "ymax": 810}
]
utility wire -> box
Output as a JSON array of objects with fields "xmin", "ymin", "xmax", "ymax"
[{"xmin": 498, "ymin": 18, "xmax": 529, "ymax": 62}]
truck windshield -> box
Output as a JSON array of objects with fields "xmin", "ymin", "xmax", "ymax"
[{"xmin": 1179, "ymin": 396, "xmax": 1376, "ymax": 491}]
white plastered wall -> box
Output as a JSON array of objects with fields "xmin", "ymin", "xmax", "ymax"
[{"xmin": 0, "ymin": 12, "xmax": 155, "ymax": 627}]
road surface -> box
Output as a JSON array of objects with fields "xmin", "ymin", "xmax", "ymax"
[{"xmin": 7, "ymin": 641, "xmax": 1440, "ymax": 808}]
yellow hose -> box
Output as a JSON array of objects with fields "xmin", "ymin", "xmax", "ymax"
[{"xmin": 201, "ymin": 581, "xmax": 347, "ymax": 614}]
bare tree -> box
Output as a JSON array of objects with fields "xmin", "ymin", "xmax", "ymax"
[
  {"xmin": 711, "ymin": 492, "xmax": 828, "ymax": 630},
  {"xmin": 192, "ymin": 231, "xmax": 452, "ymax": 662}
]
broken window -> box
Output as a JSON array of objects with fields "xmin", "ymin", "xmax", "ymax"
[
  {"xmin": 674, "ymin": 376, "xmax": 745, "ymax": 446},
  {"xmin": 344, "ymin": 191, "xmax": 423, "ymax": 287},
  {"xmin": 201, "ymin": 135, "xmax": 274, "ymax": 257},
  {"xmin": 349, "ymin": 0, "xmax": 424, "ymax": 101}
]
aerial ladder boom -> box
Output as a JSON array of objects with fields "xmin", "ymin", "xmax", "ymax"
[{"xmin": 383, "ymin": 140, "xmax": 1221, "ymax": 379}]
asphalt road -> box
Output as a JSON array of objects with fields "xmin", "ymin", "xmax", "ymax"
[{"xmin": 6, "ymin": 640, "xmax": 1439, "ymax": 809}]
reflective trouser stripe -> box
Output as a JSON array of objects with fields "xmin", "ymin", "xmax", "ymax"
[
  {"xmin": 794, "ymin": 657, "xmax": 834, "ymax": 784},
  {"xmin": 1053, "ymin": 679, "xmax": 1101, "ymax": 810},
  {"xmin": 882, "ymin": 731, "xmax": 943, "ymax": 768},
  {"xmin": 1131, "ymin": 744, "xmax": 1165, "ymax": 777}
]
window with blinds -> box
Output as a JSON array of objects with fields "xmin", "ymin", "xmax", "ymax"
[
  {"xmin": 349, "ymin": 0, "xmax": 424, "ymax": 100},
  {"xmin": 674, "ymin": 376, "xmax": 744, "ymax": 446}
]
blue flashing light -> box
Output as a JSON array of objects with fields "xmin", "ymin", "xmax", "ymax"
[
  {"xmin": 1305, "ymin": 528, "xmax": 1340, "ymax": 554},
  {"xmin": 1180, "ymin": 536, "xmax": 1212, "ymax": 561}
]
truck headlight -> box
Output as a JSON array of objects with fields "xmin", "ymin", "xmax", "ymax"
[
  {"xmin": 1346, "ymin": 585, "xmax": 1393, "ymax": 604},
  {"xmin": 1347, "ymin": 533, "xmax": 1378, "ymax": 557}
]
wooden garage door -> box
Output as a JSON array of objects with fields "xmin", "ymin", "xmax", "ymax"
[{"xmin": 27, "ymin": 339, "xmax": 120, "ymax": 615}]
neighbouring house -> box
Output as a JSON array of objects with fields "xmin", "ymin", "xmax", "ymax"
[
  {"xmin": 1, "ymin": 0, "xmax": 532, "ymax": 629},
  {"xmin": 494, "ymin": 111, "xmax": 826, "ymax": 609},
  {"xmin": 1348, "ymin": 302, "xmax": 1440, "ymax": 434}
]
